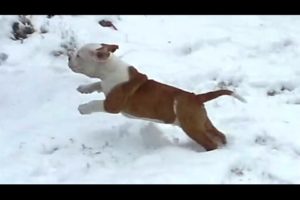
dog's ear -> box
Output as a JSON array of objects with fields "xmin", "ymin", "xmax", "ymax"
[
  {"xmin": 91, "ymin": 43, "xmax": 119, "ymax": 62},
  {"xmin": 100, "ymin": 43, "xmax": 119, "ymax": 53}
]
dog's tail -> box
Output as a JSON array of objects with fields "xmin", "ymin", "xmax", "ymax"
[{"xmin": 196, "ymin": 89, "xmax": 247, "ymax": 103}]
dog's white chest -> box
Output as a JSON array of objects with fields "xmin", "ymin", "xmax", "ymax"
[{"xmin": 101, "ymin": 69, "xmax": 130, "ymax": 95}]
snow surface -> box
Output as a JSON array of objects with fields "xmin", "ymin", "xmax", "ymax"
[{"xmin": 0, "ymin": 15, "xmax": 300, "ymax": 184}]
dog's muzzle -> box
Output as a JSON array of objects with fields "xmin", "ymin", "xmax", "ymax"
[
  {"xmin": 67, "ymin": 51, "xmax": 74, "ymax": 62},
  {"xmin": 67, "ymin": 54, "xmax": 77, "ymax": 72}
]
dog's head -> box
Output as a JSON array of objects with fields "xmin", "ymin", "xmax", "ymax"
[{"xmin": 68, "ymin": 43, "xmax": 119, "ymax": 78}]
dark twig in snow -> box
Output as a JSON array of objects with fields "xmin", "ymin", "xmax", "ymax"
[{"xmin": 99, "ymin": 20, "xmax": 118, "ymax": 31}]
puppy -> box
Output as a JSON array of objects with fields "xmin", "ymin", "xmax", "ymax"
[{"xmin": 68, "ymin": 43, "xmax": 245, "ymax": 151}]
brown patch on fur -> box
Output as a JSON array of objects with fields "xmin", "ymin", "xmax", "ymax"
[
  {"xmin": 104, "ymin": 67, "xmax": 232, "ymax": 151},
  {"xmin": 175, "ymin": 94, "xmax": 226, "ymax": 150},
  {"xmin": 104, "ymin": 67, "xmax": 148, "ymax": 113}
]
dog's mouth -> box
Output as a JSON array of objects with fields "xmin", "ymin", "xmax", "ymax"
[
  {"xmin": 69, "ymin": 67, "xmax": 77, "ymax": 72},
  {"xmin": 68, "ymin": 62, "xmax": 79, "ymax": 73},
  {"xmin": 68, "ymin": 58, "xmax": 78, "ymax": 73},
  {"xmin": 69, "ymin": 66, "xmax": 80, "ymax": 73}
]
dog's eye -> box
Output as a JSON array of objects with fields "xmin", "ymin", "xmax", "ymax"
[{"xmin": 76, "ymin": 54, "xmax": 80, "ymax": 58}]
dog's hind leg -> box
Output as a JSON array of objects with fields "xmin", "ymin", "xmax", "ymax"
[
  {"xmin": 204, "ymin": 118, "xmax": 227, "ymax": 145},
  {"xmin": 175, "ymin": 94, "xmax": 218, "ymax": 151}
]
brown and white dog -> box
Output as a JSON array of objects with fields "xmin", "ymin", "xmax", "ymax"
[{"xmin": 68, "ymin": 43, "xmax": 246, "ymax": 151}]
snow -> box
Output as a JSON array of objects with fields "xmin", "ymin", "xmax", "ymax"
[{"xmin": 0, "ymin": 15, "xmax": 300, "ymax": 184}]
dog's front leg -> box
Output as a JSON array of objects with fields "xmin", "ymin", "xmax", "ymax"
[
  {"xmin": 77, "ymin": 81, "xmax": 102, "ymax": 94},
  {"xmin": 78, "ymin": 100, "xmax": 105, "ymax": 115}
]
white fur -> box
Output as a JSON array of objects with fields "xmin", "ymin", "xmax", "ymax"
[
  {"xmin": 68, "ymin": 43, "xmax": 130, "ymax": 114},
  {"xmin": 77, "ymin": 81, "xmax": 102, "ymax": 94},
  {"xmin": 68, "ymin": 43, "xmax": 130, "ymax": 96},
  {"xmin": 78, "ymin": 100, "xmax": 105, "ymax": 114},
  {"xmin": 173, "ymin": 99, "xmax": 178, "ymax": 115},
  {"xmin": 99, "ymin": 55, "xmax": 130, "ymax": 95},
  {"xmin": 172, "ymin": 99, "xmax": 180, "ymax": 126}
]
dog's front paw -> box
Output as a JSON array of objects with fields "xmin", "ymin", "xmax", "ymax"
[
  {"xmin": 77, "ymin": 85, "xmax": 94, "ymax": 94},
  {"xmin": 78, "ymin": 104, "xmax": 91, "ymax": 115}
]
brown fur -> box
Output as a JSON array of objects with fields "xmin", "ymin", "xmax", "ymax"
[{"xmin": 104, "ymin": 66, "xmax": 230, "ymax": 151}]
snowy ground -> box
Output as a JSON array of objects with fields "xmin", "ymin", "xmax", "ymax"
[{"xmin": 0, "ymin": 15, "xmax": 300, "ymax": 184}]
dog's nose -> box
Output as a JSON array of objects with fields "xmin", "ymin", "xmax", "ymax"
[
  {"xmin": 67, "ymin": 53, "xmax": 72, "ymax": 68},
  {"xmin": 67, "ymin": 53, "xmax": 73, "ymax": 63},
  {"xmin": 67, "ymin": 50, "xmax": 74, "ymax": 60}
]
